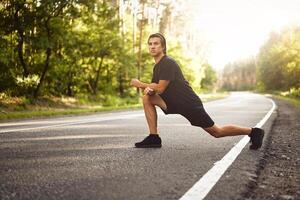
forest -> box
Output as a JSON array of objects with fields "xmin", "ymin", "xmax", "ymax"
[
  {"xmin": 0, "ymin": 0, "xmax": 299, "ymax": 108},
  {"xmin": 221, "ymin": 26, "xmax": 300, "ymax": 98}
]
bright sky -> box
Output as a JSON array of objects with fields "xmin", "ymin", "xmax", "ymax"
[{"xmin": 191, "ymin": 0, "xmax": 300, "ymax": 69}]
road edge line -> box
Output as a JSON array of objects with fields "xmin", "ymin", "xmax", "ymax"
[{"xmin": 179, "ymin": 98, "xmax": 276, "ymax": 200}]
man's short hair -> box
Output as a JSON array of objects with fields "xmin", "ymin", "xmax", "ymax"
[{"xmin": 148, "ymin": 33, "xmax": 167, "ymax": 54}]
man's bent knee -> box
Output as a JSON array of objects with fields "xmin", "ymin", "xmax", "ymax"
[
  {"xmin": 204, "ymin": 125, "xmax": 223, "ymax": 138},
  {"xmin": 142, "ymin": 94, "xmax": 167, "ymax": 110},
  {"xmin": 142, "ymin": 94, "xmax": 153, "ymax": 105},
  {"xmin": 212, "ymin": 132, "xmax": 222, "ymax": 138},
  {"xmin": 208, "ymin": 130, "xmax": 222, "ymax": 138}
]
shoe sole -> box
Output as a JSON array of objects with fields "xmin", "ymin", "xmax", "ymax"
[
  {"xmin": 135, "ymin": 144, "xmax": 162, "ymax": 148},
  {"xmin": 249, "ymin": 131, "xmax": 265, "ymax": 150},
  {"xmin": 249, "ymin": 144, "xmax": 260, "ymax": 150}
]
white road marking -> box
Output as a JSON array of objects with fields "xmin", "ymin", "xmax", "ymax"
[
  {"xmin": 0, "ymin": 144, "xmax": 134, "ymax": 155},
  {"xmin": 1, "ymin": 93, "xmax": 276, "ymax": 198},
  {"xmin": 0, "ymin": 95, "xmax": 241, "ymax": 133},
  {"xmin": 179, "ymin": 98, "xmax": 276, "ymax": 200},
  {"xmin": 0, "ymin": 111, "xmax": 142, "ymax": 127},
  {"xmin": 0, "ymin": 113, "xmax": 148, "ymax": 133},
  {"xmin": 1, "ymin": 134, "xmax": 136, "ymax": 142}
]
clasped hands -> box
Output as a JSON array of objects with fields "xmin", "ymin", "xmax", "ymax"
[
  {"xmin": 130, "ymin": 79, "xmax": 155, "ymax": 96},
  {"xmin": 143, "ymin": 87, "xmax": 155, "ymax": 96}
]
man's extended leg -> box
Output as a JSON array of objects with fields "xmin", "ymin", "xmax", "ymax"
[
  {"xmin": 204, "ymin": 124, "xmax": 264, "ymax": 150},
  {"xmin": 135, "ymin": 94, "xmax": 167, "ymax": 148},
  {"xmin": 204, "ymin": 124, "xmax": 251, "ymax": 138}
]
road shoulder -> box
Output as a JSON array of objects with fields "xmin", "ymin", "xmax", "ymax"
[{"xmin": 205, "ymin": 98, "xmax": 299, "ymax": 200}]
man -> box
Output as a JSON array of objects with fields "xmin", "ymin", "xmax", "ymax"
[{"xmin": 130, "ymin": 33, "xmax": 264, "ymax": 149}]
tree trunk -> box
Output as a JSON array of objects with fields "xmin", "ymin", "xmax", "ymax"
[
  {"xmin": 118, "ymin": 0, "xmax": 125, "ymax": 97},
  {"xmin": 17, "ymin": 31, "xmax": 29, "ymax": 77},
  {"xmin": 159, "ymin": 4, "xmax": 171, "ymax": 35},
  {"xmin": 34, "ymin": 19, "xmax": 51, "ymax": 98},
  {"xmin": 66, "ymin": 81, "xmax": 73, "ymax": 96},
  {"xmin": 14, "ymin": 6, "xmax": 29, "ymax": 77},
  {"xmin": 136, "ymin": 1, "xmax": 145, "ymax": 94},
  {"xmin": 34, "ymin": 46, "xmax": 51, "ymax": 98},
  {"xmin": 106, "ymin": 64, "xmax": 110, "ymax": 85},
  {"xmin": 118, "ymin": 71, "xmax": 124, "ymax": 97},
  {"xmin": 93, "ymin": 55, "xmax": 104, "ymax": 95}
]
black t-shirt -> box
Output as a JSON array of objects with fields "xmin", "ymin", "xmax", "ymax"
[{"xmin": 152, "ymin": 55, "xmax": 203, "ymax": 113}]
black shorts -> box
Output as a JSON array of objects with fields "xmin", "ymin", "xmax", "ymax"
[
  {"xmin": 180, "ymin": 107, "xmax": 215, "ymax": 128},
  {"xmin": 159, "ymin": 95, "xmax": 214, "ymax": 128}
]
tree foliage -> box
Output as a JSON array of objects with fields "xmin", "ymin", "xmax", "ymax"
[
  {"xmin": 200, "ymin": 63, "xmax": 217, "ymax": 91},
  {"xmin": 221, "ymin": 57, "xmax": 256, "ymax": 91},
  {"xmin": 257, "ymin": 26, "xmax": 300, "ymax": 91},
  {"xmin": 221, "ymin": 25, "xmax": 300, "ymax": 94},
  {"xmin": 0, "ymin": 0, "xmax": 214, "ymax": 102}
]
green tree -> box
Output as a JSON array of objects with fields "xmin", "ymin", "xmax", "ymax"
[
  {"xmin": 0, "ymin": 0, "xmax": 208, "ymax": 104},
  {"xmin": 222, "ymin": 57, "xmax": 256, "ymax": 91},
  {"xmin": 257, "ymin": 26, "xmax": 300, "ymax": 91},
  {"xmin": 200, "ymin": 63, "xmax": 217, "ymax": 90}
]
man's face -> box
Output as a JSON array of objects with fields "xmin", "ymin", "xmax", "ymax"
[{"xmin": 148, "ymin": 37, "xmax": 164, "ymax": 57}]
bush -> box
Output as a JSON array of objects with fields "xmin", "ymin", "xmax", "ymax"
[{"xmin": 286, "ymin": 87, "xmax": 300, "ymax": 98}]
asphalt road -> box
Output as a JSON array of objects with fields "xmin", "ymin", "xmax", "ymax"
[{"xmin": 0, "ymin": 92, "xmax": 275, "ymax": 200}]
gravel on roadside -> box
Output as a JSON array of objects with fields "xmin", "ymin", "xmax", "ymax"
[{"xmin": 242, "ymin": 99, "xmax": 300, "ymax": 200}]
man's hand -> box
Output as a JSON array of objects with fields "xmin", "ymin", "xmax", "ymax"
[
  {"xmin": 144, "ymin": 87, "xmax": 155, "ymax": 96},
  {"xmin": 130, "ymin": 79, "xmax": 141, "ymax": 88}
]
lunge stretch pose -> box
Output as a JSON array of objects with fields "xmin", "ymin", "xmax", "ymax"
[{"xmin": 130, "ymin": 33, "xmax": 264, "ymax": 149}]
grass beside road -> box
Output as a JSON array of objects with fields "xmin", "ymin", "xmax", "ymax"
[
  {"xmin": 261, "ymin": 89, "xmax": 300, "ymax": 108},
  {"xmin": 271, "ymin": 95, "xmax": 300, "ymax": 107},
  {"xmin": 0, "ymin": 92, "xmax": 229, "ymax": 121},
  {"xmin": 0, "ymin": 104, "xmax": 143, "ymax": 121},
  {"xmin": 198, "ymin": 92, "xmax": 229, "ymax": 102},
  {"xmin": 0, "ymin": 95, "xmax": 141, "ymax": 121}
]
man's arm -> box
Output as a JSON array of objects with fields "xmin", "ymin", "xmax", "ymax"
[
  {"xmin": 130, "ymin": 79, "xmax": 170, "ymax": 94},
  {"xmin": 130, "ymin": 79, "xmax": 149, "ymax": 89},
  {"xmin": 149, "ymin": 80, "xmax": 169, "ymax": 94}
]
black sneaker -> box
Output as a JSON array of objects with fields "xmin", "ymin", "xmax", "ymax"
[
  {"xmin": 135, "ymin": 134, "xmax": 162, "ymax": 148},
  {"xmin": 249, "ymin": 128, "xmax": 265, "ymax": 150}
]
